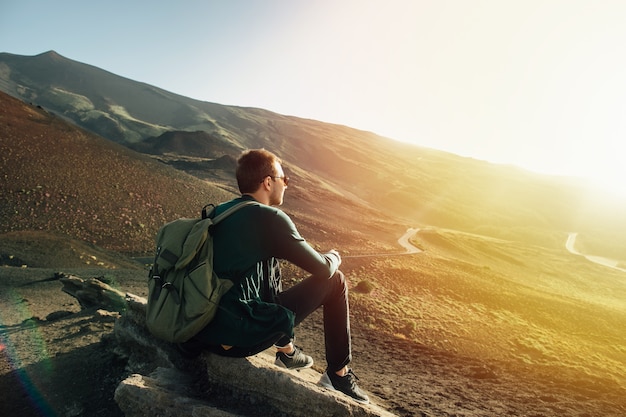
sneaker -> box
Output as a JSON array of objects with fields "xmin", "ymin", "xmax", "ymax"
[
  {"xmin": 274, "ymin": 345, "xmax": 314, "ymax": 370},
  {"xmin": 319, "ymin": 369, "xmax": 370, "ymax": 404}
]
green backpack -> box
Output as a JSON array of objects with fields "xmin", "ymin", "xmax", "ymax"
[{"xmin": 146, "ymin": 200, "xmax": 257, "ymax": 343}]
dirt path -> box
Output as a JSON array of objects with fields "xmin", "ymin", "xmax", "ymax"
[
  {"xmin": 344, "ymin": 228, "xmax": 421, "ymax": 259},
  {"xmin": 566, "ymin": 232, "xmax": 626, "ymax": 272}
]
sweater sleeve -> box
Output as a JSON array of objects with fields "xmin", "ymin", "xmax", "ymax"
[{"xmin": 270, "ymin": 209, "xmax": 339, "ymax": 278}]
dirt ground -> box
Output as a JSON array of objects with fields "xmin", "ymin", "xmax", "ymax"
[
  {"xmin": 4, "ymin": 91, "xmax": 625, "ymax": 416},
  {"xmin": 2, "ymin": 263, "xmax": 626, "ymax": 417},
  {"xmin": 0, "ymin": 267, "xmax": 138, "ymax": 417}
]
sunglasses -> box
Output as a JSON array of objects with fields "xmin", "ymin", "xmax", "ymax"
[{"xmin": 264, "ymin": 175, "xmax": 289, "ymax": 186}]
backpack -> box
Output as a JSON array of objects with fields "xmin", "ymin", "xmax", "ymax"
[{"xmin": 145, "ymin": 200, "xmax": 257, "ymax": 343}]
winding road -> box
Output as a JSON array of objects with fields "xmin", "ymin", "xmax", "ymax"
[
  {"xmin": 343, "ymin": 228, "xmax": 422, "ymax": 259},
  {"xmin": 346, "ymin": 229, "xmax": 625, "ymax": 274},
  {"xmin": 566, "ymin": 232, "xmax": 626, "ymax": 273}
]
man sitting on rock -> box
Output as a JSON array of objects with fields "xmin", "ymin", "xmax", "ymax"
[{"xmin": 179, "ymin": 148, "xmax": 369, "ymax": 404}]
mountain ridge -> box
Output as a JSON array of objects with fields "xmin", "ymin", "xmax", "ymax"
[
  {"xmin": 0, "ymin": 89, "xmax": 399, "ymax": 255},
  {"xmin": 1, "ymin": 50, "xmax": 625, "ymax": 255}
]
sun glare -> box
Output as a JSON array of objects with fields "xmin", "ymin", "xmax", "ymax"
[
  {"xmin": 515, "ymin": 143, "xmax": 626, "ymax": 205},
  {"xmin": 575, "ymin": 153, "xmax": 626, "ymax": 203},
  {"xmin": 584, "ymin": 175, "xmax": 626, "ymax": 204}
]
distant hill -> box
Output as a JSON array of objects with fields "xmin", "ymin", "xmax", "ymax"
[
  {"xmin": 0, "ymin": 90, "xmax": 395, "ymax": 255},
  {"xmin": 2, "ymin": 50, "xmax": 625, "ymax": 256},
  {"xmin": 0, "ymin": 91, "xmax": 233, "ymax": 252},
  {"xmin": 127, "ymin": 130, "xmax": 239, "ymax": 157},
  {"xmin": 0, "ymin": 50, "xmax": 295, "ymax": 148}
]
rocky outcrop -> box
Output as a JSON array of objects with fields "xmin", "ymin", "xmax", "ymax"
[
  {"xmin": 60, "ymin": 273, "xmax": 397, "ymax": 416},
  {"xmin": 114, "ymin": 368, "xmax": 241, "ymax": 417},
  {"xmin": 60, "ymin": 273, "xmax": 128, "ymax": 310}
]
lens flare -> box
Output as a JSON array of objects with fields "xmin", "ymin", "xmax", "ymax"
[{"xmin": 1, "ymin": 288, "xmax": 55, "ymax": 414}]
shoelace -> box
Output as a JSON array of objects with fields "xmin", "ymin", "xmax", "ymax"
[{"xmin": 345, "ymin": 369, "xmax": 360, "ymax": 385}]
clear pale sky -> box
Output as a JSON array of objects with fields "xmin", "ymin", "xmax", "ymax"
[{"xmin": 2, "ymin": 1, "xmax": 625, "ymax": 196}]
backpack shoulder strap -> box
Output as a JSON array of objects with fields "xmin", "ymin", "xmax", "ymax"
[{"xmin": 211, "ymin": 200, "xmax": 258, "ymax": 225}]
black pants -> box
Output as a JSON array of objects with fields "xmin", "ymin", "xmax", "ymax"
[{"xmin": 202, "ymin": 270, "xmax": 352, "ymax": 372}]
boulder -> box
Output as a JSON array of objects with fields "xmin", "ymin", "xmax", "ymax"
[
  {"xmin": 59, "ymin": 273, "xmax": 127, "ymax": 311},
  {"xmin": 115, "ymin": 368, "xmax": 241, "ymax": 417},
  {"xmin": 60, "ymin": 273, "xmax": 397, "ymax": 416}
]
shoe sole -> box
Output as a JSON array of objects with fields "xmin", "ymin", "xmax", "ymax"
[
  {"xmin": 318, "ymin": 372, "xmax": 335, "ymax": 389},
  {"xmin": 318, "ymin": 373, "xmax": 370, "ymax": 405}
]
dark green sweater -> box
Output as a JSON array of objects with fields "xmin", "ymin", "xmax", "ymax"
[{"xmin": 196, "ymin": 195, "xmax": 340, "ymax": 347}]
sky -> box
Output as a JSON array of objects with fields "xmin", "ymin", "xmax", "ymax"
[{"xmin": 2, "ymin": 0, "xmax": 626, "ymax": 197}]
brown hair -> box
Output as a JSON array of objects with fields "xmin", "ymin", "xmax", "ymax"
[{"xmin": 236, "ymin": 149, "xmax": 281, "ymax": 193}]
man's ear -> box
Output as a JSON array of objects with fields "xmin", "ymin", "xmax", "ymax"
[{"xmin": 260, "ymin": 176, "xmax": 272, "ymax": 190}]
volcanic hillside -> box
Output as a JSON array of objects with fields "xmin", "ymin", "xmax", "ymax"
[
  {"xmin": 3, "ymin": 51, "xmax": 626, "ymax": 259},
  {"xmin": 0, "ymin": 92, "xmax": 234, "ymax": 253},
  {"xmin": 0, "ymin": 91, "xmax": 399, "ymax": 257},
  {"xmin": 3, "ymin": 52, "xmax": 626, "ymax": 417}
]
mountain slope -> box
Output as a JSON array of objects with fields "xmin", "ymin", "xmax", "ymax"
[
  {"xmin": 1, "ymin": 51, "xmax": 625, "ymax": 255},
  {"xmin": 2, "ymin": 54, "xmax": 626, "ymax": 416},
  {"xmin": 0, "ymin": 91, "xmax": 234, "ymax": 252},
  {"xmin": 0, "ymin": 50, "xmax": 295, "ymax": 147},
  {"xmin": 0, "ymin": 90, "xmax": 399, "ymax": 255}
]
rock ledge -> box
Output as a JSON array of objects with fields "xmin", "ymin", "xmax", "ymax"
[{"xmin": 90, "ymin": 280, "xmax": 398, "ymax": 417}]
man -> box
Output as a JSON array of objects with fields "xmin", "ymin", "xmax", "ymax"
[{"xmin": 182, "ymin": 148, "xmax": 369, "ymax": 404}]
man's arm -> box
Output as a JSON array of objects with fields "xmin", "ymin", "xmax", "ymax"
[{"xmin": 271, "ymin": 210, "xmax": 341, "ymax": 278}]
